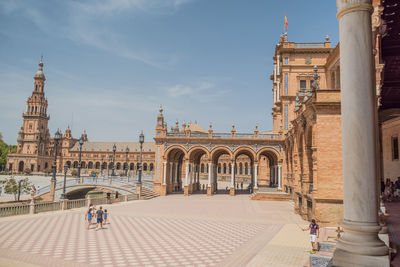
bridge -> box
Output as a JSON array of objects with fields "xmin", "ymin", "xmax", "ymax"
[{"xmin": 35, "ymin": 175, "xmax": 158, "ymax": 201}]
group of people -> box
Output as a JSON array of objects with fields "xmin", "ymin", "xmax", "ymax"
[
  {"xmin": 86, "ymin": 203, "xmax": 108, "ymax": 230},
  {"xmin": 381, "ymin": 177, "xmax": 400, "ymax": 202}
]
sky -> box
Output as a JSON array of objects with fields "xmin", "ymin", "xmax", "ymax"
[{"xmin": 0, "ymin": 0, "xmax": 339, "ymax": 145}]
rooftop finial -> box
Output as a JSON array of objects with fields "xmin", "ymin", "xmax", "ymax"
[
  {"xmin": 325, "ymin": 35, "xmax": 330, "ymax": 42},
  {"xmin": 159, "ymin": 105, "xmax": 163, "ymax": 114}
]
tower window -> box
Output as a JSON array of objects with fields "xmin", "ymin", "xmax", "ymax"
[
  {"xmin": 284, "ymin": 73, "xmax": 288, "ymax": 95},
  {"xmin": 284, "ymin": 57, "xmax": 288, "ymax": 64},
  {"xmin": 284, "ymin": 105, "xmax": 288, "ymax": 130},
  {"xmin": 300, "ymin": 80, "xmax": 307, "ymax": 92},
  {"xmin": 393, "ymin": 137, "xmax": 399, "ymax": 160}
]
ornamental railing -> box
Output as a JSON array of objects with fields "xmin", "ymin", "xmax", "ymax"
[
  {"xmin": 294, "ymin": 42, "xmax": 325, "ymax": 48},
  {"xmin": 0, "ymin": 193, "xmax": 138, "ymax": 217},
  {"xmin": 166, "ymin": 132, "xmax": 279, "ymax": 140}
]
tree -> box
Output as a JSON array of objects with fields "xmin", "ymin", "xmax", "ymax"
[
  {"xmin": 0, "ymin": 177, "xmax": 32, "ymax": 201},
  {"xmin": 0, "ymin": 132, "xmax": 17, "ymax": 171}
]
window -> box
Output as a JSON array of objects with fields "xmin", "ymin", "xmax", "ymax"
[
  {"xmin": 284, "ymin": 73, "xmax": 288, "ymax": 94},
  {"xmin": 393, "ymin": 137, "xmax": 399, "ymax": 160},
  {"xmin": 300, "ymin": 80, "xmax": 307, "ymax": 92},
  {"xmin": 284, "ymin": 57, "xmax": 288, "ymax": 64},
  {"xmin": 284, "ymin": 105, "xmax": 288, "ymax": 130}
]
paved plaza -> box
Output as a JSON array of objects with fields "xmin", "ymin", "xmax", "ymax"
[{"xmin": 0, "ymin": 195, "xmax": 311, "ymax": 267}]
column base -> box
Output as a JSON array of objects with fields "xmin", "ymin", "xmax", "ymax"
[
  {"xmin": 136, "ymin": 184, "xmax": 142, "ymax": 200},
  {"xmin": 253, "ymin": 187, "xmax": 258, "ymax": 193},
  {"xmin": 230, "ymin": 188, "xmax": 235, "ymax": 196},
  {"xmin": 333, "ymin": 248, "xmax": 390, "ymax": 267},
  {"xmin": 49, "ymin": 180, "xmax": 56, "ymax": 201},
  {"xmin": 207, "ymin": 186, "xmax": 212, "ymax": 196},
  {"xmin": 184, "ymin": 185, "xmax": 189, "ymax": 196},
  {"xmin": 160, "ymin": 185, "xmax": 167, "ymax": 196}
]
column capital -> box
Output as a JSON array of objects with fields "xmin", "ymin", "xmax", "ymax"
[{"xmin": 336, "ymin": 0, "xmax": 372, "ymax": 19}]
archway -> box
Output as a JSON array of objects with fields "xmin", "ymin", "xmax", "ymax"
[
  {"xmin": 210, "ymin": 147, "xmax": 233, "ymax": 194},
  {"xmin": 233, "ymin": 147, "xmax": 256, "ymax": 194},
  {"xmin": 188, "ymin": 146, "xmax": 209, "ymax": 194},
  {"xmin": 166, "ymin": 146, "xmax": 187, "ymax": 194},
  {"xmin": 257, "ymin": 148, "xmax": 280, "ymax": 189}
]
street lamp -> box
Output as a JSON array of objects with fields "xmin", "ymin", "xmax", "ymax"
[
  {"xmin": 51, "ymin": 129, "xmax": 62, "ymax": 181},
  {"xmin": 125, "ymin": 147, "xmax": 129, "ymax": 177},
  {"xmin": 112, "ymin": 144, "xmax": 116, "ymax": 176},
  {"xmin": 138, "ymin": 131, "xmax": 144, "ymax": 185},
  {"xmin": 60, "ymin": 163, "xmax": 69, "ymax": 199},
  {"xmin": 108, "ymin": 155, "xmax": 112, "ymax": 177},
  {"xmin": 100, "ymin": 155, "xmax": 104, "ymax": 177},
  {"xmin": 77, "ymin": 137, "xmax": 84, "ymax": 179}
]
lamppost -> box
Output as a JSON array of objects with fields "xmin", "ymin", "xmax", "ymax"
[
  {"xmin": 125, "ymin": 147, "xmax": 129, "ymax": 178},
  {"xmin": 77, "ymin": 137, "xmax": 84, "ymax": 180},
  {"xmin": 100, "ymin": 155, "xmax": 104, "ymax": 178},
  {"xmin": 112, "ymin": 144, "xmax": 116, "ymax": 176},
  {"xmin": 138, "ymin": 131, "xmax": 144, "ymax": 185},
  {"xmin": 60, "ymin": 163, "xmax": 68, "ymax": 200},
  {"xmin": 51, "ymin": 129, "xmax": 62, "ymax": 182},
  {"xmin": 108, "ymin": 155, "xmax": 112, "ymax": 177}
]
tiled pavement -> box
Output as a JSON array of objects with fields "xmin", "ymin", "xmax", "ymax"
[{"xmin": 0, "ymin": 195, "xmax": 310, "ymax": 267}]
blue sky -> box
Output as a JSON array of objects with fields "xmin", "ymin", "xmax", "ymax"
[{"xmin": 0, "ymin": 0, "xmax": 339, "ymax": 145}]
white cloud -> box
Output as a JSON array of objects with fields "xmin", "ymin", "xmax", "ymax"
[{"xmin": 165, "ymin": 81, "xmax": 229, "ymax": 101}]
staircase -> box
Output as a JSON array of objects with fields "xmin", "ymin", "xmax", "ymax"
[
  {"xmin": 140, "ymin": 187, "xmax": 160, "ymax": 200},
  {"xmin": 250, "ymin": 187, "xmax": 291, "ymax": 201}
]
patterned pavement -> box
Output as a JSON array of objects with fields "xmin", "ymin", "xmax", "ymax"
[{"xmin": 0, "ymin": 195, "xmax": 310, "ymax": 267}]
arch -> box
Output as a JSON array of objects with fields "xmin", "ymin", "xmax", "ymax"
[
  {"xmin": 188, "ymin": 146, "xmax": 209, "ymax": 163},
  {"xmin": 18, "ymin": 161, "xmax": 24, "ymax": 172},
  {"xmin": 143, "ymin": 163, "xmax": 148, "ymax": 171},
  {"xmin": 256, "ymin": 147, "xmax": 280, "ymax": 165},
  {"xmin": 136, "ymin": 163, "xmax": 140, "ymax": 170},
  {"xmin": 109, "ymin": 162, "xmax": 114, "ymax": 169},
  {"xmin": 88, "ymin": 161, "xmax": 93, "ymax": 169},
  {"xmin": 165, "ymin": 145, "xmax": 188, "ymax": 161},
  {"xmin": 95, "ymin": 162, "xmax": 100, "ymax": 169},
  {"xmin": 66, "ymin": 161, "xmax": 72, "ymax": 168},
  {"xmin": 123, "ymin": 162, "xmax": 128, "ymax": 170},
  {"xmin": 81, "ymin": 161, "xmax": 86, "ymax": 168},
  {"xmin": 149, "ymin": 163, "xmax": 154, "ymax": 171},
  {"xmin": 210, "ymin": 146, "xmax": 233, "ymax": 164},
  {"xmin": 116, "ymin": 162, "xmax": 121, "ymax": 170},
  {"xmin": 73, "ymin": 161, "xmax": 78, "ymax": 168},
  {"xmin": 233, "ymin": 146, "xmax": 256, "ymax": 162},
  {"xmin": 102, "ymin": 162, "xmax": 107, "ymax": 170},
  {"xmin": 130, "ymin": 163, "xmax": 135, "ymax": 170},
  {"xmin": 201, "ymin": 163, "xmax": 205, "ymax": 173}
]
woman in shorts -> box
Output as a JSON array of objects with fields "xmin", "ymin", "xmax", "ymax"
[{"xmin": 86, "ymin": 204, "xmax": 94, "ymax": 230}]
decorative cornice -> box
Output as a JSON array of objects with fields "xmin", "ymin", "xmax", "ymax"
[{"xmin": 336, "ymin": 0, "xmax": 373, "ymax": 19}]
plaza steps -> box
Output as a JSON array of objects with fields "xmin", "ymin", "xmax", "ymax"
[
  {"xmin": 140, "ymin": 187, "xmax": 160, "ymax": 200},
  {"xmin": 250, "ymin": 187, "xmax": 291, "ymax": 201},
  {"xmin": 303, "ymin": 242, "xmax": 335, "ymax": 267}
]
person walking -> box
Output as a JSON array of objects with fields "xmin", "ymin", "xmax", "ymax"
[
  {"xmin": 86, "ymin": 204, "xmax": 94, "ymax": 230},
  {"xmin": 96, "ymin": 206, "xmax": 104, "ymax": 229},
  {"xmin": 302, "ymin": 219, "xmax": 320, "ymax": 253},
  {"xmin": 240, "ymin": 182, "xmax": 243, "ymax": 190},
  {"xmin": 395, "ymin": 177, "xmax": 400, "ymax": 199},
  {"xmin": 104, "ymin": 209, "xmax": 108, "ymax": 225}
]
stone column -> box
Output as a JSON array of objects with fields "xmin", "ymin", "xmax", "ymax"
[
  {"xmin": 174, "ymin": 163, "xmax": 178, "ymax": 191},
  {"xmin": 333, "ymin": 1, "xmax": 389, "ymax": 266},
  {"xmin": 184, "ymin": 162, "xmax": 189, "ymax": 196},
  {"xmin": 230, "ymin": 163, "xmax": 235, "ymax": 196},
  {"xmin": 278, "ymin": 165, "xmax": 282, "ymax": 190},
  {"xmin": 254, "ymin": 164, "xmax": 258, "ymax": 190},
  {"xmin": 207, "ymin": 162, "xmax": 212, "ymax": 196},
  {"xmin": 169, "ymin": 162, "xmax": 173, "ymax": 192},
  {"xmin": 162, "ymin": 161, "xmax": 167, "ymax": 186}
]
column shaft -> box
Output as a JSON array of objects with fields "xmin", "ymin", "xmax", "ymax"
[
  {"xmin": 207, "ymin": 163, "xmax": 212, "ymax": 187},
  {"xmin": 231, "ymin": 163, "xmax": 235, "ymax": 188},
  {"xmin": 333, "ymin": 1, "xmax": 388, "ymax": 265},
  {"xmin": 185, "ymin": 162, "xmax": 189, "ymax": 186},
  {"xmin": 163, "ymin": 162, "xmax": 167, "ymax": 185},
  {"xmin": 254, "ymin": 164, "xmax": 258, "ymax": 189}
]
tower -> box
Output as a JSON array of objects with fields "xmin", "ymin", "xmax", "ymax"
[
  {"xmin": 155, "ymin": 106, "xmax": 166, "ymax": 137},
  {"xmin": 10, "ymin": 58, "xmax": 52, "ymax": 172}
]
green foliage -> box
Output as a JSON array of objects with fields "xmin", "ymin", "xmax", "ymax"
[
  {"xmin": 44, "ymin": 168, "xmax": 52, "ymax": 175},
  {"xmin": 0, "ymin": 176, "xmax": 32, "ymax": 201},
  {"xmin": 71, "ymin": 169, "xmax": 77, "ymax": 177},
  {"xmin": 0, "ymin": 132, "xmax": 17, "ymax": 171}
]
